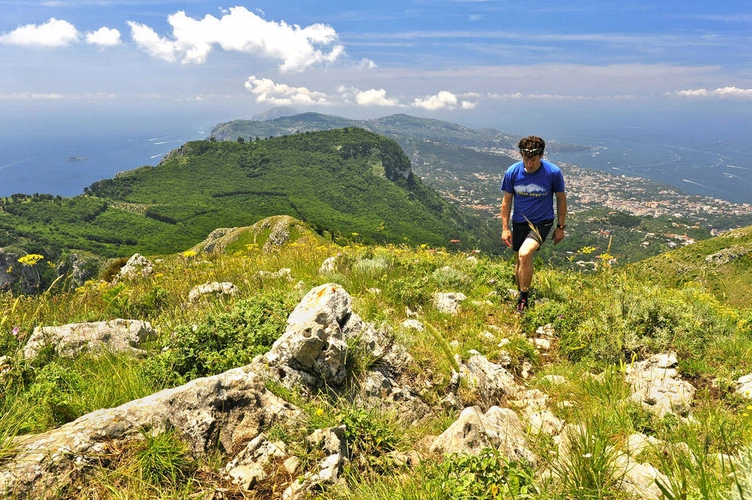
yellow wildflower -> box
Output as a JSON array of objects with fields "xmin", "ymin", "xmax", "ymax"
[{"xmin": 18, "ymin": 254, "xmax": 44, "ymax": 266}]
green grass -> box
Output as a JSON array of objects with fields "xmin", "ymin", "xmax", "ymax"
[{"xmin": 2, "ymin": 223, "xmax": 752, "ymax": 498}]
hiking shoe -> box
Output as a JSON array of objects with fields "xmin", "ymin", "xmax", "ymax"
[{"xmin": 516, "ymin": 297, "xmax": 528, "ymax": 314}]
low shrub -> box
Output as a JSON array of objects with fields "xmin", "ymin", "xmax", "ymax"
[{"xmin": 144, "ymin": 289, "xmax": 297, "ymax": 385}]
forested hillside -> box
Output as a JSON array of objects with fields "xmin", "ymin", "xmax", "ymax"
[{"xmin": 0, "ymin": 129, "xmax": 500, "ymax": 267}]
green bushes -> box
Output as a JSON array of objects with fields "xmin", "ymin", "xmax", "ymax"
[
  {"xmin": 425, "ymin": 449, "xmax": 536, "ymax": 499},
  {"xmin": 551, "ymin": 274, "xmax": 737, "ymax": 365},
  {"xmin": 144, "ymin": 290, "xmax": 297, "ymax": 385}
]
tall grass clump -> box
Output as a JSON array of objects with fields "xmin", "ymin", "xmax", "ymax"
[
  {"xmin": 331, "ymin": 448, "xmax": 537, "ymax": 500},
  {"xmin": 4, "ymin": 351, "xmax": 157, "ymax": 433},
  {"xmin": 652, "ymin": 431, "xmax": 733, "ymax": 500},
  {"xmin": 133, "ymin": 427, "xmax": 195, "ymax": 487},
  {"xmin": 548, "ymin": 414, "xmax": 626, "ymax": 499},
  {"xmin": 553, "ymin": 272, "xmax": 738, "ymax": 365}
]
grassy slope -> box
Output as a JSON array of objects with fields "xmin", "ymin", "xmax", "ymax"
[
  {"xmin": 1, "ymin": 217, "xmax": 752, "ymax": 498},
  {"xmin": 2, "ymin": 213, "xmax": 752, "ymax": 497},
  {"xmin": 624, "ymin": 225, "xmax": 752, "ymax": 308},
  {"xmin": 0, "ymin": 129, "xmax": 501, "ymax": 260}
]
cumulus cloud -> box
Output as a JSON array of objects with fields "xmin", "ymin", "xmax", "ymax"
[
  {"xmin": 128, "ymin": 6, "xmax": 345, "ymax": 72},
  {"xmin": 357, "ymin": 58, "xmax": 377, "ymax": 69},
  {"xmin": 672, "ymin": 86, "xmax": 752, "ymax": 98},
  {"xmin": 0, "ymin": 18, "xmax": 78, "ymax": 47},
  {"xmin": 412, "ymin": 90, "xmax": 475, "ymax": 110},
  {"xmin": 338, "ymin": 86, "xmax": 401, "ymax": 106},
  {"xmin": 355, "ymin": 88, "xmax": 400, "ymax": 106},
  {"xmin": 127, "ymin": 21, "xmax": 180, "ymax": 62},
  {"xmin": 86, "ymin": 27, "xmax": 121, "ymax": 47},
  {"xmin": 245, "ymin": 77, "xmax": 482, "ymax": 111},
  {"xmin": 244, "ymin": 76, "xmax": 328, "ymax": 105}
]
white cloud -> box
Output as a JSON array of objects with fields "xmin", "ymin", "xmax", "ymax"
[
  {"xmin": 412, "ymin": 90, "xmax": 475, "ymax": 110},
  {"xmin": 244, "ymin": 76, "xmax": 328, "ymax": 105},
  {"xmin": 86, "ymin": 27, "xmax": 121, "ymax": 47},
  {"xmin": 357, "ymin": 58, "xmax": 377, "ymax": 70},
  {"xmin": 338, "ymin": 86, "xmax": 400, "ymax": 107},
  {"xmin": 413, "ymin": 91, "xmax": 458, "ymax": 110},
  {"xmin": 0, "ymin": 92, "xmax": 117, "ymax": 101},
  {"xmin": 0, "ymin": 92, "xmax": 64, "ymax": 100},
  {"xmin": 128, "ymin": 7, "xmax": 345, "ymax": 72},
  {"xmin": 674, "ymin": 88, "xmax": 710, "ymax": 97},
  {"xmin": 672, "ymin": 86, "xmax": 752, "ymax": 98},
  {"xmin": 128, "ymin": 21, "xmax": 180, "ymax": 62},
  {"xmin": 355, "ymin": 88, "xmax": 400, "ymax": 106},
  {"xmin": 0, "ymin": 18, "xmax": 78, "ymax": 47}
]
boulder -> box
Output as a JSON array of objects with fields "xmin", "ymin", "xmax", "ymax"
[
  {"xmin": 735, "ymin": 373, "xmax": 752, "ymax": 399},
  {"xmin": 252, "ymin": 283, "xmax": 430, "ymax": 421},
  {"xmin": 319, "ymin": 256, "xmax": 338, "ymax": 274},
  {"xmin": 614, "ymin": 453, "xmax": 671, "ymax": 500},
  {"xmin": 225, "ymin": 434, "xmax": 288, "ymax": 490},
  {"xmin": 459, "ymin": 351, "xmax": 520, "ymax": 405},
  {"xmin": 283, "ymin": 426, "xmax": 348, "ymax": 500},
  {"xmin": 0, "ymin": 367, "xmax": 301, "ymax": 498},
  {"xmin": 188, "ymin": 281, "xmax": 239, "ymax": 302},
  {"xmin": 255, "ymin": 268, "xmax": 292, "ymax": 281},
  {"xmin": 434, "ymin": 292, "xmax": 467, "ymax": 314},
  {"xmin": 23, "ymin": 319, "xmax": 157, "ymax": 360},
  {"xmin": 115, "ymin": 253, "xmax": 153, "ymax": 281},
  {"xmin": 625, "ymin": 353, "xmax": 696, "ymax": 418},
  {"xmin": 430, "ymin": 405, "xmax": 536, "ymax": 465}
]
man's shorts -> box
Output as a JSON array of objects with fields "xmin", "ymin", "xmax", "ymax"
[{"xmin": 512, "ymin": 219, "xmax": 554, "ymax": 252}]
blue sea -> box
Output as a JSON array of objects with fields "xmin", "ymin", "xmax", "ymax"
[
  {"xmin": 0, "ymin": 127, "xmax": 206, "ymax": 198},
  {"xmin": 546, "ymin": 135, "xmax": 752, "ymax": 205},
  {"xmin": 1, "ymin": 110, "xmax": 751, "ymax": 205}
]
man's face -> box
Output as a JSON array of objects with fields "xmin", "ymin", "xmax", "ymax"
[{"xmin": 521, "ymin": 153, "xmax": 542, "ymax": 172}]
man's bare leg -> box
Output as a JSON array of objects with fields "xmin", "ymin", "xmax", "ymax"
[{"xmin": 516, "ymin": 237, "xmax": 541, "ymax": 293}]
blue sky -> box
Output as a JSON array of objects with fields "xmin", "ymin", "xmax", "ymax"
[{"xmin": 1, "ymin": 0, "xmax": 751, "ymax": 137}]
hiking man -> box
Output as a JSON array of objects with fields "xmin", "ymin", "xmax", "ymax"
[{"xmin": 500, "ymin": 136, "xmax": 567, "ymax": 313}]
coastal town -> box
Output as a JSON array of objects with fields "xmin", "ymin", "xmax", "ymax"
[
  {"xmin": 560, "ymin": 162, "xmax": 752, "ymax": 233},
  {"xmin": 414, "ymin": 151, "xmax": 752, "ymax": 234}
]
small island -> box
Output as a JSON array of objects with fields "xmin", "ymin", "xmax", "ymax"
[{"xmin": 67, "ymin": 156, "xmax": 89, "ymax": 162}]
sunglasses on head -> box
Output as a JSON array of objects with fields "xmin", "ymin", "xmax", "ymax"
[{"xmin": 520, "ymin": 148, "xmax": 542, "ymax": 158}]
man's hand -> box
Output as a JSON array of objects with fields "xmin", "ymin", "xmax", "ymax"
[
  {"xmin": 502, "ymin": 229, "xmax": 513, "ymax": 247},
  {"xmin": 553, "ymin": 227, "xmax": 565, "ymax": 245}
]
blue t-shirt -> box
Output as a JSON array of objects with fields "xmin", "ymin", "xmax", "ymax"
[{"xmin": 501, "ymin": 159, "xmax": 565, "ymax": 224}]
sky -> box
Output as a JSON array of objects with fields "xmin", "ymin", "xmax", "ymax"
[{"xmin": 1, "ymin": 0, "xmax": 752, "ymax": 139}]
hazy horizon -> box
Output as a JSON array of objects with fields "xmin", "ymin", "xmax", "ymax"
[{"xmin": 2, "ymin": 102, "xmax": 751, "ymax": 204}]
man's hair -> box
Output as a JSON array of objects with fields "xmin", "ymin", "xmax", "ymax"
[{"xmin": 518, "ymin": 136, "xmax": 545, "ymax": 153}]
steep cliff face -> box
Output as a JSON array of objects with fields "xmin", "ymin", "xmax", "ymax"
[{"xmin": 0, "ymin": 251, "xmax": 36, "ymax": 294}]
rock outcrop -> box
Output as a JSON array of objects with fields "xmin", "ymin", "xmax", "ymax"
[
  {"xmin": 430, "ymin": 405, "xmax": 537, "ymax": 465},
  {"xmin": 189, "ymin": 216, "xmax": 324, "ymax": 256},
  {"xmin": 23, "ymin": 319, "xmax": 156, "ymax": 361},
  {"xmin": 0, "ymin": 367, "xmax": 300, "ymax": 498},
  {"xmin": 625, "ymin": 352, "xmax": 695, "ymax": 418},
  {"xmin": 188, "ymin": 281, "xmax": 239, "ymax": 303},
  {"xmin": 114, "ymin": 253, "xmax": 153, "ymax": 281}
]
